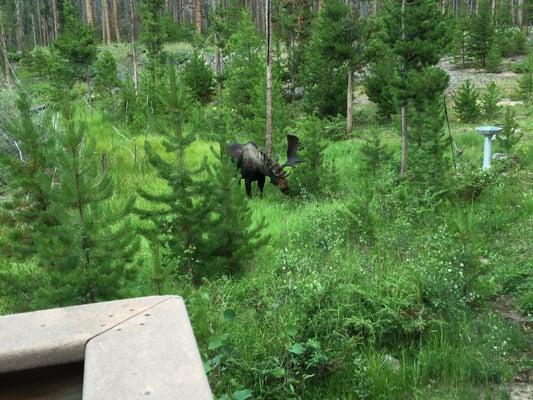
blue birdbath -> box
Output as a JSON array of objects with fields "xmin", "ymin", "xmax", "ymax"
[{"xmin": 475, "ymin": 126, "xmax": 502, "ymax": 170}]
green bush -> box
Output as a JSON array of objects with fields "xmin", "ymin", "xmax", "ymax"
[
  {"xmin": 498, "ymin": 28, "xmax": 528, "ymax": 57},
  {"xmin": 496, "ymin": 107, "xmax": 522, "ymax": 154},
  {"xmin": 485, "ymin": 44, "xmax": 502, "ymax": 73}
]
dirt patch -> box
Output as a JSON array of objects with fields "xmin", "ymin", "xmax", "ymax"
[{"xmin": 438, "ymin": 57, "xmax": 520, "ymax": 93}]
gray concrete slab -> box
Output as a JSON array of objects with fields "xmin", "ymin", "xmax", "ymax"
[
  {"xmin": 83, "ymin": 297, "xmax": 213, "ymax": 400},
  {"xmin": 0, "ymin": 296, "xmax": 169, "ymax": 373}
]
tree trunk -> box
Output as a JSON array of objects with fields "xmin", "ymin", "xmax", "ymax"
[
  {"xmin": 491, "ymin": 0, "xmax": 496, "ymax": 15},
  {"xmin": 37, "ymin": 0, "xmax": 43, "ymax": 45},
  {"xmin": 178, "ymin": 0, "xmax": 184, "ymax": 24},
  {"xmin": 15, "ymin": 0, "xmax": 24, "ymax": 52},
  {"xmin": 129, "ymin": 0, "xmax": 138, "ymax": 93},
  {"xmin": 195, "ymin": 0, "xmax": 202, "ymax": 34},
  {"xmin": 165, "ymin": 0, "xmax": 171, "ymax": 12},
  {"xmin": 40, "ymin": 0, "xmax": 49, "ymax": 47},
  {"xmin": 51, "ymin": 0, "xmax": 59, "ymax": 40},
  {"xmin": 215, "ymin": 33, "xmax": 222, "ymax": 99},
  {"xmin": 0, "ymin": 12, "xmax": 11, "ymax": 84},
  {"xmin": 517, "ymin": 0, "xmax": 523, "ymax": 26},
  {"xmin": 103, "ymin": 0, "xmax": 112, "ymax": 44},
  {"xmin": 86, "ymin": 0, "xmax": 95, "ymax": 26},
  {"xmin": 346, "ymin": 68, "xmax": 353, "ymax": 134},
  {"xmin": 400, "ymin": 0, "xmax": 408, "ymax": 178},
  {"xmin": 318, "ymin": 0, "xmax": 323, "ymax": 12},
  {"xmin": 265, "ymin": 0, "xmax": 273, "ymax": 157},
  {"xmin": 113, "ymin": 0, "xmax": 121, "ymax": 42},
  {"xmin": 31, "ymin": 14, "xmax": 37, "ymax": 48},
  {"xmin": 400, "ymin": 102, "xmax": 408, "ymax": 177}
]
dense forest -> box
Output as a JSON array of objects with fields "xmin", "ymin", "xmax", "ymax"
[{"xmin": 0, "ymin": 0, "xmax": 532, "ymax": 398}]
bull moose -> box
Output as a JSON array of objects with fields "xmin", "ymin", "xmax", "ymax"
[{"xmin": 227, "ymin": 135, "xmax": 302, "ymax": 198}]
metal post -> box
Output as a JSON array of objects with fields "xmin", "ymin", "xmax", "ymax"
[{"xmin": 483, "ymin": 135, "xmax": 492, "ymax": 170}]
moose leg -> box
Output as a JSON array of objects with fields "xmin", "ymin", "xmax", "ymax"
[
  {"xmin": 258, "ymin": 175, "xmax": 265, "ymax": 197},
  {"xmin": 245, "ymin": 179, "xmax": 252, "ymax": 199}
]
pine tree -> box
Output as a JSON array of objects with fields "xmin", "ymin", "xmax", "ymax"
[
  {"xmin": 454, "ymin": 80, "xmax": 481, "ymax": 123},
  {"xmin": 94, "ymin": 50, "xmax": 121, "ymax": 120},
  {"xmin": 481, "ymin": 81, "xmax": 501, "ymax": 119},
  {"xmin": 291, "ymin": 116, "xmax": 325, "ymax": 197},
  {"xmin": 183, "ymin": 50, "xmax": 214, "ymax": 104},
  {"xmin": 0, "ymin": 92, "xmax": 56, "ymax": 260},
  {"xmin": 301, "ymin": 0, "xmax": 358, "ymax": 118},
  {"xmin": 140, "ymin": 0, "xmax": 167, "ymax": 81},
  {"xmin": 36, "ymin": 96, "xmax": 139, "ymax": 305},
  {"xmin": 381, "ymin": 0, "xmax": 450, "ymax": 177},
  {"xmin": 496, "ymin": 107, "xmax": 522, "ymax": 153},
  {"xmin": 364, "ymin": 46, "xmax": 397, "ymax": 121},
  {"xmin": 517, "ymin": 55, "xmax": 533, "ymax": 102},
  {"xmin": 467, "ymin": 0, "xmax": 494, "ymax": 67},
  {"xmin": 135, "ymin": 66, "xmax": 209, "ymax": 286},
  {"xmin": 51, "ymin": 0, "xmax": 97, "ymax": 89},
  {"xmin": 485, "ymin": 43, "xmax": 502, "ymax": 73},
  {"xmin": 202, "ymin": 145, "xmax": 268, "ymax": 277},
  {"xmin": 360, "ymin": 129, "xmax": 392, "ymax": 176}
]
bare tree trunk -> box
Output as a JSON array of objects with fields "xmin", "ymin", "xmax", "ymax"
[
  {"xmin": 41, "ymin": 0, "xmax": 49, "ymax": 47},
  {"xmin": 491, "ymin": 0, "xmax": 496, "ymax": 15},
  {"xmin": 86, "ymin": 0, "xmax": 95, "ymax": 26},
  {"xmin": 517, "ymin": 0, "xmax": 523, "ymax": 26},
  {"xmin": 113, "ymin": 0, "xmax": 121, "ymax": 42},
  {"xmin": 129, "ymin": 0, "xmax": 138, "ymax": 93},
  {"xmin": 265, "ymin": 0, "xmax": 273, "ymax": 157},
  {"xmin": 318, "ymin": 0, "xmax": 323, "ymax": 12},
  {"xmin": 0, "ymin": 12, "xmax": 12, "ymax": 84},
  {"xmin": 51, "ymin": 0, "xmax": 59, "ymax": 40},
  {"xmin": 215, "ymin": 33, "xmax": 222, "ymax": 99},
  {"xmin": 103, "ymin": 0, "xmax": 112, "ymax": 44},
  {"xmin": 15, "ymin": 0, "xmax": 24, "ymax": 52},
  {"xmin": 31, "ymin": 14, "xmax": 37, "ymax": 48},
  {"xmin": 165, "ymin": 0, "xmax": 171, "ymax": 12},
  {"xmin": 195, "ymin": 0, "xmax": 202, "ymax": 34},
  {"xmin": 37, "ymin": 0, "xmax": 44, "ymax": 45},
  {"xmin": 400, "ymin": 0, "xmax": 408, "ymax": 178},
  {"xmin": 346, "ymin": 68, "xmax": 353, "ymax": 134},
  {"xmin": 178, "ymin": 0, "xmax": 184, "ymax": 24}
]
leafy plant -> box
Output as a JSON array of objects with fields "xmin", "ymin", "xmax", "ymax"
[
  {"xmin": 496, "ymin": 107, "xmax": 522, "ymax": 153},
  {"xmin": 183, "ymin": 51, "xmax": 214, "ymax": 104}
]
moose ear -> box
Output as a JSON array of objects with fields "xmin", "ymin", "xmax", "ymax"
[
  {"xmin": 282, "ymin": 135, "xmax": 302, "ymax": 168},
  {"xmin": 273, "ymin": 154, "xmax": 280, "ymax": 163}
]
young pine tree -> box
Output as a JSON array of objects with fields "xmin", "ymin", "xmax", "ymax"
[
  {"xmin": 302, "ymin": 0, "xmax": 357, "ymax": 118},
  {"xmin": 454, "ymin": 80, "xmax": 481, "ymax": 123},
  {"xmin": 467, "ymin": 0, "xmax": 494, "ymax": 67},
  {"xmin": 0, "ymin": 92, "xmax": 56, "ymax": 260},
  {"xmin": 360, "ymin": 129, "xmax": 392, "ymax": 176},
  {"xmin": 135, "ymin": 66, "xmax": 209, "ymax": 286},
  {"xmin": 517, "ymin": 55, "xmax": 533, "ymax": 102},
  {"xmin": 481, "ymin": 81, "xmax": 501, "ymax": 119},
  {"xmin": 50, "ymin": 0, "xmax": 97, "ymax": 92},
  {"xmin": 202, "ymin": 145, "xmax": 268, "ymax": 277},
  {"xmin": 37, "ymin": 96, "xmax": 139, "ymax": 306},
  {"xmin": 291, "ymin": 116, "xmax": 325, "ymax": 197},
  {"xmin": 485, "ymin": 43, "xmax": 502, "ymax": 73},
  {"xmin": 496, "ymin": 107, "xmax": 522, "ymax": 154},
  {"xmin": 183, "ymin": 50, "xmax": 214, "ymax": 104},
  {"xmin": 93, "ymin": 50, "xmax": 121, "ymax": 119}
]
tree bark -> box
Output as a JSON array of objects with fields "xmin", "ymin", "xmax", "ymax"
[
  {"xmin": 103, "ymin": 0, "xmax": 112, "ymax": 44},
  {"xmin": 346, "ymin": 68, "xmax": 353, "ymax": 135},
  {"xmin": 31, "ymin": 13, "xmax": 37, "ymax": 48},
  {"xmin": 215, "ymin": 33, "xmax": 222, "ymax": 99},
  {"xmin": 178, "ymin": 0, "xmax": 184, "ymax": 25},
  {"xmin": 491, "ymin": 0, "xmax": 496, "ymax": 15},
  {"xmin": 40, "ymin": 0, "xmax": 49, "ymax": 47},
  {"xmin": 0, "ymin": 11, "xmax": 12, "ymax": 84},
  {"xmin": 195, "ymin": 0, "xmax": 202, "ymax": 34},
  {"xmin": 51, "ymin": 0, "xmax": 59, "ymax": 40},
  {"xmin": 265, "ymin": 0, "xmax": 273, "ymax": 157},
  {"xmin": 517, "ymin": 0, "xmax": 523, "ymax": 26},
  {"xmin": 129, "ymin": 0, "xmax": 138, "ymax": 93},
  {"xmin": 400, "ymin": 0, "xmax": 408, "ymax": 178},
  {"xmin": 113, "ymin": 0, "xmax": 121, "ymax": 42},
  {"xmin": 86, "ymin": 0, "xmax": 95, "ymax": 26},
  {"xmin": 15, "ymin": 0, "xmax": 24, "ymax": 52}
]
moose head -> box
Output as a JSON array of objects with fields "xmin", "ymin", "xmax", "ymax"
[{"xmin": 265, "ymin": 135, "xmax": 302, "ymax": 195}]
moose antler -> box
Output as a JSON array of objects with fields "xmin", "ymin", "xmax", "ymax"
[{"xmin": 281, "ymin": 135, "xmax": 302, "ymax": 168}]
